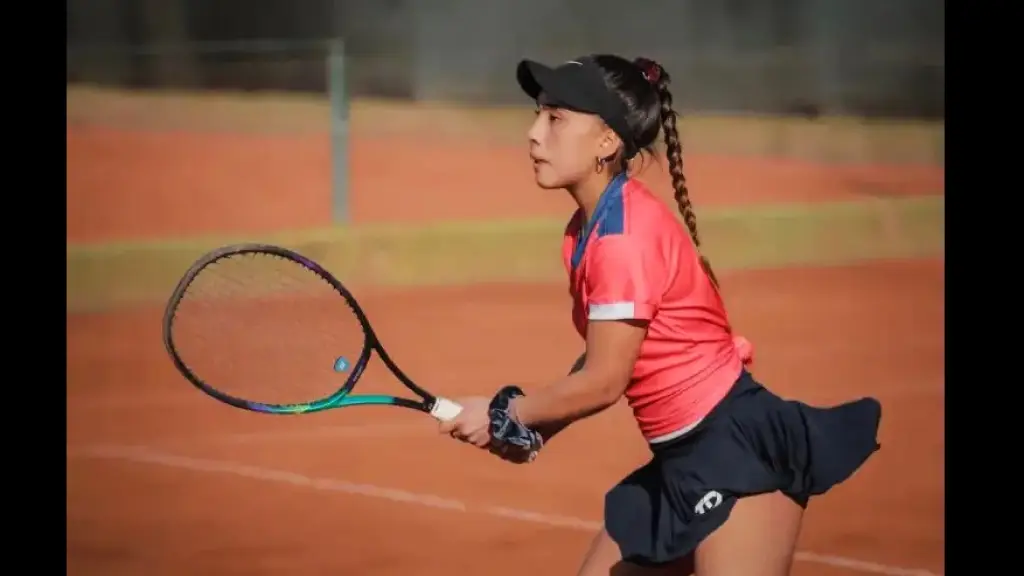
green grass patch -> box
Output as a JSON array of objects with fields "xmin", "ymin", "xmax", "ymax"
[{"xmin": 67, "ymin": 196, "xmax": 943, "ymax": 313}]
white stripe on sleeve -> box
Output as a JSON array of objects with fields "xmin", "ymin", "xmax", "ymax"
[{"xmin": 588, "ymin": 302, "xmax": 636, "ymax": 320}]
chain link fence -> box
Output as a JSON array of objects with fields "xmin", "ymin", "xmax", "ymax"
[{"xmin": 67, "ymin": 0, "xmax": 943, "ymax": 119}]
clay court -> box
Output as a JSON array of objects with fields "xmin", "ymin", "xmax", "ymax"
[
  {"xmin": 65, "ymin": 124, "xmax": 944, "ymax": 244},
  {"xmin": 67, "ymin": 120, "xmax": 944, "ymax": 575},
  {"xmin": 67, "ymin": 263, "xmax": 944, "ymax": 576}
]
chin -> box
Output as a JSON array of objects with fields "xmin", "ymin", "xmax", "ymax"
[
  {"xmin": 534, "ymin": 177, "xmax": 564, "ymax": 190},
  {"xmin": 533, "ymin": 167, "xmax": 567, "ymax": 190}
]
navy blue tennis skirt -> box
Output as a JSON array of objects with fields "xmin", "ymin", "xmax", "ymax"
[{"xmin": 604, "ymin": 370, "xmax": 881, "ymax": 567}]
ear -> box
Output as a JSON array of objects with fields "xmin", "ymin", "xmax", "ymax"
[{"xmin": 596, "ymin": 127, "xmax": 622, "ymax": 159}]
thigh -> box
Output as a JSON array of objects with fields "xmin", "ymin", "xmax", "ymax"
[
  {"xmin": 694, "ymin": 491, "xmax": 804, "ymax": 576},
  {"xmin": 578, "ymin": 529, "xmax": 692, "ymax": 576}
]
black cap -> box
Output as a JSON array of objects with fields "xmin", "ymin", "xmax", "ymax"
[{"xmin": 516, "ymin": 57, "xmax": 638, "ymax": 159}]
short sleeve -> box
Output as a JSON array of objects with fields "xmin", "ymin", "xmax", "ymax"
[{"xmin": 584, "ymin": 234, "xmax": 665, "ymax": 321}]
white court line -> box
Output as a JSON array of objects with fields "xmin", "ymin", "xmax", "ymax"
[
  {"xmin": 70, "ymin": 444, "xmax": 942, "ymax": 576},
  {"xmin": 165, "ymin": 422, "xmax": 428, "ymax": 446}
]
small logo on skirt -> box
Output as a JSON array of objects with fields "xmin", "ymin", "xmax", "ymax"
[{"xmin": 694, "ymin": 491, "xmax": 723, "ymax": 515}]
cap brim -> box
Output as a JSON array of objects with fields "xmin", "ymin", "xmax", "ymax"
[
  {"xmin": 516, "ymin": 60, "xmax": 550, "ymax": 100},
  {"xmin": 516, "ymin": 59, "xmax": 598, "ymax": 113}
]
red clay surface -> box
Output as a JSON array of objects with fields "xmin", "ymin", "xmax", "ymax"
[
  {"xmin": 67, "ymin": 260, "xmax": 945, "ymax": 576},
  {"xmin": 66, "ymin": 127, "xmax": 945, "ymax": 243}
]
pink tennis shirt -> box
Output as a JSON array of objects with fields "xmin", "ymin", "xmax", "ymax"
[{"xmin": 562, "ymin": 174, "xmax": 752, "ymax": 443}]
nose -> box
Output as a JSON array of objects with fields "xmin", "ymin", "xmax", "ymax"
[{"xmin": 527, "ymin": 113, "xmax": 544, "ymax": 146}]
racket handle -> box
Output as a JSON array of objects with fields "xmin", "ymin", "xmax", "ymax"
[{"xmin": 429, "ymin": 397, "xmax": 463, "ymax": 422}]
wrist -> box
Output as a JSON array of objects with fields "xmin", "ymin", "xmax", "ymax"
[
  {"xmin": 507, "ymin": 396, "xmax": 522, "ymax": 423},
  {"xmin": 490, "ymin": 385, "xmax": 527, "ymax": 424}
]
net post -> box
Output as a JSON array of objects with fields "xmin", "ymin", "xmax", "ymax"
[{"xmin": 327, "ymin": 38, "xmax": 350, "ymax": 225}]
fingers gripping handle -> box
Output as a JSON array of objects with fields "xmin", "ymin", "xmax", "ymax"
[{"xmin": 429, "ymin": 397, "xmax": 463, "ymax": 422}]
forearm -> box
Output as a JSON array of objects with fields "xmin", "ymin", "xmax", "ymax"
[
  {"xmin": 532, "ymin": 354, "xmax": 587, "ymax": 442},
  {"xmin": 535, "ymin": 421, "xmax": 569, "ymax": 443},
  {"xmin": 512, "ymin": 369, "xmax": 618, "ymax": 428}
]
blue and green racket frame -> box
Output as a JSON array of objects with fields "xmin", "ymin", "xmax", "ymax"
[{"xmin": 161, "ymin": 243, "xmax": 463, "ymax": 421}]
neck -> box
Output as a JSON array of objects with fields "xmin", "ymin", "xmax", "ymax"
[{"xmin": 568, "ymin": 172, "xmax": 617, "ymax": 221}]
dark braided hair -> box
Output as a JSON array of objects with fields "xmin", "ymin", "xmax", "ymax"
[{"xmin": 591, "ymin": 55, "xmax": 719, "ymax": 287}]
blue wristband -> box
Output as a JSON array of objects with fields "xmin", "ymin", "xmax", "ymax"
[{"xmin": 488, "ymin": 386, "xmax": 544, "ymax": 452}]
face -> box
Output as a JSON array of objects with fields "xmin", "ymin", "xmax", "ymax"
[{"xmin": 527, "ymin": 97, "xmax": 620, "ymax": 190}]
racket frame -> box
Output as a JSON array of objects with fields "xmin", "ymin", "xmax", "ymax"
[{"xmin": 162, "ymin": 243, "xmax": 460, "ymax": 420}]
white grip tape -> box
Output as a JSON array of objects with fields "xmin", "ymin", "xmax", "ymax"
[{"xmin": 429, "ymin": 397, "xmax": 463, "ymax": 422}]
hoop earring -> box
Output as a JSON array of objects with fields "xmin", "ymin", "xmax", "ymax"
[{"xmin": 595, "ymin": 156, "xmax": 606, "ymax": 174}]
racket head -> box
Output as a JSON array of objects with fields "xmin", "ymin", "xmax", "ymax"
[{"xmin": 162, "ymin": 244, "xmax": 394, "ymax": 414}]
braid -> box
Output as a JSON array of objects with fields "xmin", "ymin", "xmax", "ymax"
[{"xmin": 652, "ymin": 77, "xmax": 719, "ymax": 287}]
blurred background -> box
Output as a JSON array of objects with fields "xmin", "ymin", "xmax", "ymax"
[
  {"xmin": 67, "ymin": 0, "xmax": 943, "ymax": 116},
  {"xmin": 66, "ymin": 0, "xmax": 944, "ymax": 248},
  {"xmin": 67, "ymin": 0, "xmax": 944, "ymax": 239}
]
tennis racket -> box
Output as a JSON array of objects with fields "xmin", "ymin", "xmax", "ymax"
[{"xmin": 161, "ymin": 243, "xmax": 463, "ymax": 421}]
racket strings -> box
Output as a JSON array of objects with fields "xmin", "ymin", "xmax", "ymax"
[{"xmin": 169, "ymin": 253, "xmax": 366, "ymax": 406}]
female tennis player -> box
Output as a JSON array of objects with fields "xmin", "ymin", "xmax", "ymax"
[{"xmin": 439, "ymin": 54, "xmax": 882, "ymax": 575}]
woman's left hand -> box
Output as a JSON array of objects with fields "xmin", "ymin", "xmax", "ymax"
[{"xmin": 438, "ymin": 396, "xmax": 492, "ymax": 448}]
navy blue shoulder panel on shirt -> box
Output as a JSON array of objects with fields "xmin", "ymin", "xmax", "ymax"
[
  {"xmin": 596, "ymin": 177, "xmax": 626, "ymax": 238},
  {"xmin": 570, "ymin": 174, "xmax": 628, "ymax": 270}
]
